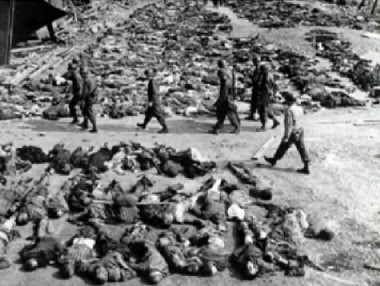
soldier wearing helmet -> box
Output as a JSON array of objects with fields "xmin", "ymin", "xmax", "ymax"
[
  {"xmin": 256, "ymin": 63, "xmax": 280, "ymax": 131},
  {"xmin": 246, "ymin": 54, "xmax": 261, "ymax": 121},
  {"xmin": 80, "ymin": 67, "xmax": 98, "ymax": 133},
  {"xmin": 137, "ymin": 69, "xmax": 169, "ymax": 134},
  {"xmin": 209, "ymin": 59, "xmax": 240, "ymax": 135},
  {"xmin": 63, "ymin": 62, "xmax": 83, "ymax": 125}
]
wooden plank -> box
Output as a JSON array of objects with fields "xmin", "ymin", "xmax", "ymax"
[
  {"xmin": 252, "ymin": 135, "xmax": 276, "ymax": 160},
  {"xmin": 11, "ymin": 45, "xmax": 53, "ymax": 54}
]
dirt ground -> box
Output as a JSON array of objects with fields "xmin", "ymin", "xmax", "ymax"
[{"xmin": 1, "ymin": 1, "xmax": 380, "ymax": 286}]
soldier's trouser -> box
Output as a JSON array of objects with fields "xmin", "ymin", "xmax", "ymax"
[
  {"xmin": 214, "ymin": 101, "xmax": 240, "ymax": 130},
  {"xmin": 69, "ymin": 97, "xmax": 80, "ymax": 122},
  {"xmin": 273, "ymin": 128, "xmax": 310, "ymax": 163},
  {"xmin": 249, "ymin": 92, "xmax": 258, "ymax": 118},
  {"xmin": 258, "ymin": 103, "xmax": 279, "ymax": 127},
  {"xmin": 83, "ymin": 102, "xmax": 97, "ymax": 130},
  {"xmin": 143, "ymin": 106, "xmax": 167, "ymax": 129}
]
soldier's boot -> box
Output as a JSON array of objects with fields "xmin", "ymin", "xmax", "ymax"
[
  {"xmin": 297, "ymin": 162, "xmax": 310, "ymax": 175},
  {"xmin": 264, "ymin": 156, "xmax": 277, "ymax": 166},
  {"xmin": 137, "ymin": 123, "xmax": 146, "ymax": 129},
  {"xmin": 208, "ymin": 128, "xmax": 219, "ymax": 134},
  {"xmin": 230, "ymin": 127, "xmax": 240, "ymax": 134},
  {"xmin": 70, "ymin": 118, "xmax": 79, "ymax": 124},
  {"xmin": 158, "ymin": 128, "xmax": 169, "ymax": 134},
  {"xmin": 272, "ymin": 119, "xmax": 280, "ymax": 129}
]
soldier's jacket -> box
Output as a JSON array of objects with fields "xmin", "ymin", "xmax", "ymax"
[
  {"xmin": 147, "ymin": 78, "xmax": 161, "ymax": 107},
  {"xmin": 257, "ymin": 71, "xmax": 276, "ymax": 105},
  {"xmin": 251, "ymin": 68, "xmax": 260, "ymax": 94},
  {"xmin": 63, "ymin": 71, "xmax": 83, "ymax": 98},
  {"xmin": 217, "ymin": 67, "xmax": 234, "ymax": 103},
  {"xmin": 284, "ymin": 104, "xmax": 303, "ymax": 141},
  {"xmin": 82, "ymin": 76, "xmax": 98, "ymax": 104}
]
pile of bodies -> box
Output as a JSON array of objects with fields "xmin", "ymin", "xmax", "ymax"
[
  {"xmin": 13, "ymin": 142, "xmax": 216, "ymax": 178},
  {"xmin": 227, "ymin": 0, "xmax": 375, "ymax": 30},
  {"xmin": 305, "ymin": 29, "xmax": 380, "ymax": 92},
  {"xmin": 0, "ymin": 157, "xmax": 334, "ymax": 284},
  {"xmin": 2, "ymin": 0, "xmax": 372, "ymax": 122}
]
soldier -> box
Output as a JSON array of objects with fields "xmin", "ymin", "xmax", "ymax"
[
  {"xmin": 209, "ymin": 60, "xmax": 240, "ymax": 135},
  {"xmin": 257, "ymin": 64, "xmax": 280, "ymax": 131},
  {"xmin": 80, "ymin": 67, "xmax": 98, "ymax": 133},
  {"xmin": 264, "ymin": 92, "xmax": 310, "ymax": 175},
  {"xmin": 137, "ymin": 69, "xmax": 169, "ymax": 134},
  {"xmin": 63, "ymin": 63, "xmax": 83, "ymax": 125},
  {"xmin": 246, "ymin": 54, "xmax": 261, "ymax": 121}
]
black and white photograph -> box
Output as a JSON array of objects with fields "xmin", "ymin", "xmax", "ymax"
[{"xmin": 0, "ymin": 0, "xmax": 379, "ymax": 285}]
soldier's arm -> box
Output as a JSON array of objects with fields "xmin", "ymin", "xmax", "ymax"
[
  {"xmin": 151, "ymin": 80, "xmax": 159, "ymax": 102},
  {"xmin": 283, "ymin": 109, "xmax": 293, "ymax": 141}
]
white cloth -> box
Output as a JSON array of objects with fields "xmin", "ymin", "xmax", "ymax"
[{"xmin": 73, "ymin": 238, "xmax": 96, "ymax": 249}]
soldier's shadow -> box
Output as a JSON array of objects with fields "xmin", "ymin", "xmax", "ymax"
[{"xmin": 19, "ymin": 117, "xmax": 260, "ymax": 135}]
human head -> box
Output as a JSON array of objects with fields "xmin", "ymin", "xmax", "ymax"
[
  {"xmin": 162, "ymin": 213, "xmax": 174, "ymax": 228},
  {"xmin": 144, "ymin": 69, "xmax": 156, "ymax": 79},
  {"xmin": 259, "ymin": 64, "xmax": 269, "ymax": 74},
  {"xmin": 25, "ymin": 258, "xmax": 39, "ymax": 271},
  {"xmin": 60, "ymin": 262, "xmax": 75, "ymax": 278},
  {"xmin": 185, "ymin": 258, "xmax": 201, "ymax": 274},
  {"xmin": 16, "ymin": 213, "xmax": 29, "ymax": 226},
  {"xmin": 148, "ymin": 270, "xmax": 164, "ymax": 284},
  {"xmin": 282, "ymin": 91, "xmax": 296, "ymax": 105},
  {"xmin": 217, "ymin": 59, "xmax": 226, "ymax": 69},
  {"xmin": 246, "ymin": 260, "xmax": 259, "ymax": 278},
  {"xmin": 252, "ymin": 54, "xmax": 261, "ymax": 66},
  {"xmin": 68, "ymin": 63, "xmax": 77, "ymax": 71},
  {"xmin": 80, "ymin": 67, "xmax": 90, "ymax": 78},
  {"xmin": 72, "ymin": 57, "xmax": 79, "ymax": 64},
  {"xmin": 95, "ymin": 266, "xmax": 108, "ymax": 284}
]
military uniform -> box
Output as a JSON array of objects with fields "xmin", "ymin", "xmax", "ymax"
[
  {"xmin": 81, "ymin": 74, "xmax": 98, "ymax": 132},
  {"xmin": 248, "ymin": 67, "xmax": 260, "ymax": 119},
  {"xmin": 257, "ymin": 68, "xmax": 280, "ymax": 129},
  {"xmin": 272, "ymin": 105, "xmax": 309, "ymax": 164},
  {"xmin": 63, "ymin": 69, "xmax": 83, "ymax": 124},
  {"xmin": 212, "ymin": 67, "xmax": 240, "ymax": 134},
  {"xmin": 265, "ymin": 93, "xmax": 310, "ymax": 174},
  {"xmin": 138, "ymin": 77, "xmax": 168, "ymax": 133}
]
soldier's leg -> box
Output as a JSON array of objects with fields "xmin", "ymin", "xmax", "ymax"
[
  {"xmin": 154, "ymin": 110, "xmax": 169, "ymax": 133},
  {"xmin": 267, "ymin": 105, "xmax": 280, "ymax": 129},
  {"xmin": 227, "ymin": 108, "xmax": 240, "ymax": 133},
  {"xmin": 69, "ymin": 98, "xmax": 78, "ymax": 123},
  {"xmin": 87, "ymin": 104, "xmax": 97, "ymax": 133},
  {"xmin": 294, "ymin": 129, "xmax": 310, "ymax": 174},
  {"xmin": 81, "ymin": 102, "xmax": 89, "ymax": 129},
  {"xmin": 265, "ymin": 137, "xmax": 294, "ymax": 166},
  {"xmin": 258, "ymin": 104, "xmax": 268, "ymax": 129},
  {"xmin": 138, "ymin": 108, "xmax": 153, "ymax": 129},
  {"xmin": 217, "ymin": 104, "xmax": 228, "ymax": 128}
]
